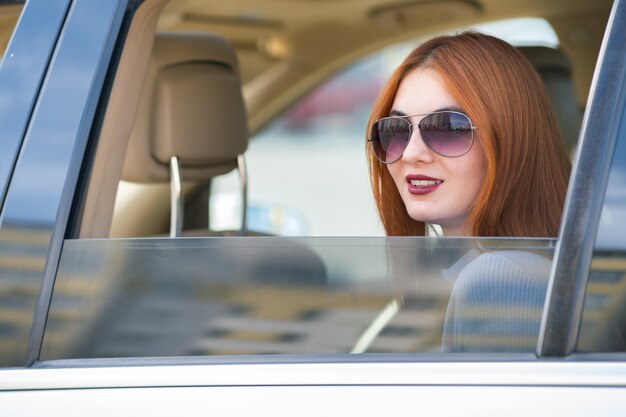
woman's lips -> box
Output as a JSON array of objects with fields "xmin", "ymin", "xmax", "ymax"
[{"xmin": 406, "ymin": 174, "xmax": 443, "ymax": 195}]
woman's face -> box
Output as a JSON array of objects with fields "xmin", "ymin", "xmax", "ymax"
[{"xmin": 386, "ymin": 68, "xmax": 486, "ymax": 236}]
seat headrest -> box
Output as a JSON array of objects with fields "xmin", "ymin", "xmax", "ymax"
[
  {"xmin": 122, "ymin": 32, "xmax": 249, "ymax": 182},
  {"xmin": 518, "ymin": 46, "xmax": 571, "ymax": 76},
  {"xmin": 518, "ymin": 45, "xmax": 582, "ymax": 151}
]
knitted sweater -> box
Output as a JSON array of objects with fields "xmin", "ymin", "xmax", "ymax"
[{"xmin": 441, "ymin": 250, "xmax": 552, "ymax": 352}]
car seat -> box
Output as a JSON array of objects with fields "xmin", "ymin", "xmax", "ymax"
[
  {"xmin": 121, "ymin": 32, "xmax": 326, "ymax": 283},
  {"xmin": 122, "ymin": 32, "xmax": 249, "ymax": 237}
]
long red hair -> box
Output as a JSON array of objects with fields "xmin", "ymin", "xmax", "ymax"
[{"xmin": 367, "ymin": 32, "xmax": 571, "ymax": 237}]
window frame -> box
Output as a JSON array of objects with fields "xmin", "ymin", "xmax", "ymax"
[{"xmin": 0, "ymin": 0, "xmax": 69, "ymax": 214}]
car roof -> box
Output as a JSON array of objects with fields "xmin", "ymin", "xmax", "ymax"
[{"xmin": 157, "ymin": 0, "xmax": 612, "ymax": 132}]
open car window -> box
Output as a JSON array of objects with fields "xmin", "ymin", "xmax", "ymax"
[
  {"xmin": 33, "ymin": 15, "xmax": 580, "ymax": 363},
  {"xmin": 208, "ymin": 17, "xmax": 571, "ymax": 237},
  {"xmin": 13, "ymin": 9, "xmax": 607, "ymax": 364}
]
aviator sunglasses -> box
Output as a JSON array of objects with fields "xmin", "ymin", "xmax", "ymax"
[{"xmin": 368, "ymin": 110, "xmax": 476, "ymax": 163}]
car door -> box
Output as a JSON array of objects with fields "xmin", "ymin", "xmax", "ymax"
[{"xmin": 2, "ymin": 0, "xmax": 626, "ymax": 415}]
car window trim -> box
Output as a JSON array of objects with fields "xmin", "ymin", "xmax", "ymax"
[
  {"xmin": 8, "ymin": 358, "xmax": 626, "ymax": 391},
  {"xmin": 537, "ymin": 0, "xmax": 626, "ymax": 357},
  {"xmin": 34, "ymin": 351, "xmax": 626, "ymax": 370},
  {"xmin": 0, "ymin": 0, "xmax": 71, "ymax": 213},
  {"xmin": 33, "ymin": 352, "xmax": 543, "ymax": 370}
]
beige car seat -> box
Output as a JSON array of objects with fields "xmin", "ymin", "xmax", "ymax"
[
  {"xmin": 122, "ymin": 32, "xmax": 249, "ymax": 237},
  {"xmin": 120, "ymin": 32, "xmax": 327, "ymax": 283}
]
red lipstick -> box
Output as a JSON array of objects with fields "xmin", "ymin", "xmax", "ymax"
[{"xmin": 406, "ymin": 174, "xmax": 443, "ymax": 195}]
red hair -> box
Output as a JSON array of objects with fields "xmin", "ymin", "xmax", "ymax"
[{"xmin": 367, "ymin": 32, "xmax": 571, "ymax": 237}]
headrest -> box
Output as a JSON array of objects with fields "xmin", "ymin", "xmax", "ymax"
[
  {"xmin": 518, "ymin": 46, "xmax": 571, "ymax": 76},
  {"xmin": 122, "ymin": 32, "xmax": 249, "ymax": 182},
  {"xmin": 518, "ymin": 45, "xmax": 582, "ymax": 151}
]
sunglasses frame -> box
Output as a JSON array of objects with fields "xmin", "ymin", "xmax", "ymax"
[{"xmin": 368, "ymin": 110, "xmax": 477, "ymax": 164}]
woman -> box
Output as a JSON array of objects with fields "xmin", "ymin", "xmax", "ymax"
[{"xmin": 367, "ymin": 31, "xmax": 571, "ymax": 237}]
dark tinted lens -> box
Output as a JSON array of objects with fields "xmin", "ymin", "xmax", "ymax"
[
  {"xmin": 420, "ymin": 112, "xmax": 473, "ymax": 157},
  {"xmin": 371, "ymin": 117, "xmax": 411, "ymax": 163}
]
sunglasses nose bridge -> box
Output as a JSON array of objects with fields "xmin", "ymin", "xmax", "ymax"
[
  {"xmin": 405, "ymin": 121, "xmax": 423, "ymax": 145},
  {"xmin": 402, "ymin": 121, "xmax": 435, "ymax": 162}
]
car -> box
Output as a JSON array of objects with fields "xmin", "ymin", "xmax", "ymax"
[{"xmin": 1, "ymin": 0, "xmax": 626, "ymax": 414}]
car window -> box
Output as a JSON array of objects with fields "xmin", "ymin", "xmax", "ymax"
[
  {"xmin": 209, "ymin": 17, "xmax": 569, "ymax": 237},
  {"xmin": 0, "ymin": 0, "xmax": 606, "ymax": 370},
  {"xmin": 42, "ymin": 17, "xmax": 582, "ymax": 362},
  {"xmin": 40, "ymin": 237, "xmax": 556, "ymax": 359}
]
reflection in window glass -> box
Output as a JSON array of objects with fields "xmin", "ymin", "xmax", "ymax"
[
  {"xmin": 0, "ymin": 225, "xmax": 48, "ymax": 367},
  {"xmin": 579, "ymin": 106, "xmax": 626, "ymax": 353},
  {"xmin": 210, "ymin": 18, "xmax": 559, "ymax": 237},
  {"xmin": 0, "ymin": 5, "xmax": 23, "ymax": 62},
  {"xmin": 41, "ymin": 237, "xmax": 555, "ymax": 359},
  {"xmin": 0, "ymin": 2, "xmax": 33, "ymax": 369},
  {"xmin": 595, "ymin": 107, "xmax": 626, "ymax": 252},
  {"xmin": 578, "ymin": 254, "xmax": 626, "ymax": 352}
]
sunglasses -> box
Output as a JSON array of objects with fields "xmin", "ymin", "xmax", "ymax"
[{"xmin": 368, "ymin": 110, "xmax": 476, "ymax": 163}]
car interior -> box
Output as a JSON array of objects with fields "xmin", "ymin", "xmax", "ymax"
[
  {"xmin": 59, "ymin": 0, "xmax": 612, "ymax": 240},
  {"xmin": 0, "ymin": 1, "xmax": 613, "ymax": 238},
  {"xmin": 118, "ymin": 31, "xmax": 250, "ymax": 237}
]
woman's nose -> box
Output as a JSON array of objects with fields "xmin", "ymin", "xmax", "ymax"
[{"xmin": 401, "ymin": 128, "xmax": 435, "ymax": 164}]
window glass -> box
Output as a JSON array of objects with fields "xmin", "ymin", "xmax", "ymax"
[
  {"xmin": 0, "ymin": 4, "xmax": 22, "ymax": 62},
  {"xmin": 578, "ymin": 105, "xmax": 626, "ymax": 353},
  {"xmin": 209, "ymin": 17, "xmax": 560, "ymax": 236},
  {"xmin": 41, "ymin": 237, "xmax": 555, "ymax": 359},
  {"xmin": 0, "ymin": 2, "xmax": 33, "ymax": 368}
]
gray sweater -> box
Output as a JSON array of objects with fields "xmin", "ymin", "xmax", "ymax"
[{"xmin": 441, "ymin": 250, "xmax": 552, "ymax": 352}]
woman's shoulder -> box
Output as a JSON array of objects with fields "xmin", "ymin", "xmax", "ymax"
[
  {"xmin": 459, "ymin": 250, "xmax": 552, "ymax": 283},
  {"xmin": 449, "ymin": 249, "xmax": 552, "ymax": 315},
  {"xmin": 442, "ymin": 250, "xmax": 552, "ymax": 352},
  {"xmin": 443, "ymin": 248, "xmax": 552, "ymax": 286}
]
